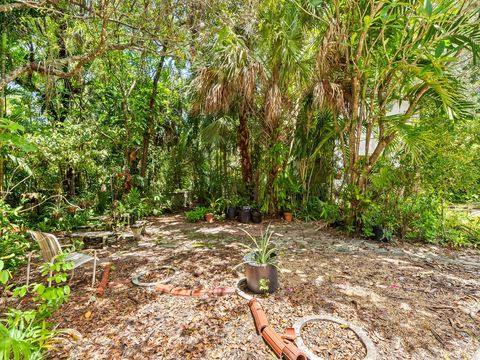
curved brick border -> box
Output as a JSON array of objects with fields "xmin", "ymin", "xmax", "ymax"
[
  {"xmin": 155, "ymin": 283, "xmax": 236, "ymax": 296},
  {"xmin": 131, "ymin": 266, "xmax": 178, "ymax": 287},
  {"xmin": 132, "ymin": 266, "xmax": 236, "ymax": 296},
  {"xmin": 293, "ymin": 315, "xmax": 378, "ymax": 360}
]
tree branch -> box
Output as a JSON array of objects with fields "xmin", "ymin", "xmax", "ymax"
[{"xmin": 0, "ymin": 43, "xmax": 134, "ymax": 90}]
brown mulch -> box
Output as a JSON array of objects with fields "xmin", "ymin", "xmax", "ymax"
[
  {"xmin": 7, "ymin": 215, "xmax": 480, "ymax": 359},
  {"xmin": 302, "ymin": 321, "xmax": 367, "ymax": 359}
]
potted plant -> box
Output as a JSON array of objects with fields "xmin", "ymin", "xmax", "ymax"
[
  {"xmin": 241, "ymin": 226, "xmax": 279, "ymax": 294},
  {"xmin": 185, "ymin": 206, "xmax": 209, "ymax": 222},
  {"xmin": 283, "ymin": 209, "xmax": 293, "ymax": 223},
  {"xmin": 66, "ymin": 205, "xmax": 77, "ymax": 215},
  {"xmin": 226, "ymin": 196, "xmax": 240, "ymax": 220},
  {"xmin": 226, "ymin": 205, "xmax": 237, "ymax": 220},
  {"xmin": 372, "ymin": 225, "xmax": 393, "ymax": 242},
  {"xmin": 131, "ymin": 221, "xmax": 145, "ymax": 240},
  {"xmin": 237, "ymin": 206, "xmax": 251, "ymax": 223},
  {"xmin": 362, "ymin": 204, "xmax": 395, "ymax": 242},
  {"xmin": 204, "ymin": 212, "xmax": 214, "ymax": 223},
  {"xmin": 251, "ymin": 209, "xmax": 262, "ymax": 224}
]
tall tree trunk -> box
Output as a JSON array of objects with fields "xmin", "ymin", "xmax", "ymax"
[
  {"xmin": 122, "ymin": 98, "xmax": 132, "ymax": 193},
  {"xmin": 263, "ymin": 66, "xmax": 282, "ymax": 213},
  {"xmin": 0, "ymin": 30, "xmax": 6, "ymax": 195},
  {"xmin": 56, "ymin": 19, "xmax": 72, "ymax": 123},
  {"xmin": 65, "ymin": 165, "xmax": 75, "ymax": 197},
  {"xmin": 140, "ymin": 54, "xmax": 166, "ymax": 178},
  {"xmin": 238, "ymin": 106, "xmax": 253, "ymax": 188}
]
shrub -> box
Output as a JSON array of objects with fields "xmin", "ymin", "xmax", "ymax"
[
  {"xmin": 0, "ymin": 201, "xmax": 32, "ymax": 271},
  {"xmin": 0, "ymin": 309, "xmax": 57, "ymax": 360},
  {"xmin": 294, "ymin": 198, "xmax": 340, "ymax": 223},
  {"xmin": 0, "ymin": 254, "xmax": 73, "ymax": 359},
  {"xmin": 443, "ymin": 211, "xmax": 480, "ymax": 247},
  {"xmin": 184, "ymin": 207, "xmax": 209, "ymax": 222},
  {"xmin": 116, "ymin": 188, "xmax": 151, "ymax": 221}
]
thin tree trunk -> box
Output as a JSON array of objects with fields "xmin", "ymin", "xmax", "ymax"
[
  {"xmin": 122, "ymin": 98, "xmax": 132, "ymax": 193},
  {"xmin": 140, "ymin": 53, "xmax": 166, "ymax": 178},
  {"xmin": 0, "ymin": 30, "xmax": 6, "ymax": 195},
  {"xmin": 238, "ymin": 106, "xmax": 253, "ymax": 187}
]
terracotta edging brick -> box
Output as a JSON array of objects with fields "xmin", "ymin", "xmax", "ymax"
[
  {"xmin": 248, "ymin": 298, "xmax": 307, "ymax": 360},
  {"xmin": 155, "ymin": 284, "xmax": 174, "ymax": 293},
  {"xmin": 249, "ymin": 298, "xmax": 269, "ymax": 333},
  {"xmin": 191, "ymin": 289, "xmax": 208, "ymax": 296},
  {"xmin": 95, "ymin": 263, "xmax": 111, "ymax": 297},
  {"xmin": 170, "ymin": 287, "xmax": 193, "ymax": 296},
  {"xmin": 283, "ymin": 342, "xmax": 307, "ymax": 360},
  {"xmin": 262, "ymin": 326, "xmax": 286, "ymax": 356},
  {"xmin": 282, "ymin": 327, "xmax": 296, "ymax": 342}
]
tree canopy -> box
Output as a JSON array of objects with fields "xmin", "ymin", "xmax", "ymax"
[{"xmin": 0, "ymin": 0, "xmax": 478, "ymax": 241}]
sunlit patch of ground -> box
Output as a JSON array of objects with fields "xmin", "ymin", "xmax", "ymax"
[{"xmin": 16, "ymin": 215, "xmax": 479, "ymax": 359}]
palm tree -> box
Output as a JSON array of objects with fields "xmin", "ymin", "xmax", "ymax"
[
  {"xmin": 191, "ymin": 26, "xmax": 262, "ymax": 191},
  {"xmin": 254, "ymin": 0, "xmax": 318, "ymax": 212}
]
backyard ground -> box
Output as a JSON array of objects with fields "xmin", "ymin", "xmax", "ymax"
[{"xmin": 21, "ymin": 216, "xmax": 480, "ymax": 359}]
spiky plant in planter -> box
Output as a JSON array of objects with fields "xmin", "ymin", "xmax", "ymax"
[{"xmin": 240, "ymin": 225, "xmax": 279, "ymax": 294}]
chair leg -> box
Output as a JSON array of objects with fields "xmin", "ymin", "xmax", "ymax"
[
  {"xmin": 69, "ymin": 269, "xmax": 75, "ymax": 284},
  {"xmin": 91, "ymin": 250, "xmax": 97, "ymax": 287}
]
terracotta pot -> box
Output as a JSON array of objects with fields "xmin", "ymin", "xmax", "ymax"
[
  {"xmin": 283, "ymin": 212, "xmax": 293, "ymax": 223},
  {"xmin": 204, "ymin": 213, "xmax": 214, "ymax": 223},
  {"xmin": 66, "ymin": 206, "xmax": 77, "ymax": 215},
  {"xmin": 244, "ymin": 252, "xmax": 279, "ymax": 294}
]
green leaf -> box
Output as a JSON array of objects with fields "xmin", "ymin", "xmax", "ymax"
[
  {"xmin": 0, "ymin": 270, "xmax": 9, "ymax": 284},
  {"xmin": 363, "ymin": 15, "xmax": 371, "ymax": 27},
  {"xmin": 423, "ymin": 0, "xmax": 433, "ymax": 16},
  {"xmin": 380, "ymin": 6, "xmax": 390, "ymax": 20},
  {"xmin": 36, "ymin": 284, "xmax": 46, "ymax": 295},
  {"xmin": 435, "ymin": 41, "xmax": 445, "ymax": 57},
  {"xmin": 0, "ymin": 260, "xmax": 3, "ymax": 271}
]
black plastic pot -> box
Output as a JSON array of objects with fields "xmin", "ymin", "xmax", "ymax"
[
  {"xmin": 251, "ymin": 210, "xmax": 262, "ymax": 224},
  {"xmin": 238, "ymin": 207, "xmax": 251, "ymax": 223},
  {"xmin": 373, "ymin": 226, "xmax": 391, "ymax": 242},
  {"xmin": 244, "ymin": 252, "xmax": 279, "ymax": 294},
  {"xmin": 226, "ymin": 206, "xmax": 237, "ymax": 220}
]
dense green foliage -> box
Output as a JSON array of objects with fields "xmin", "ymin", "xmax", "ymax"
[
  {"xmin": 1, "ymin": 204, "xmax": 73, "ymax": 359},
  {"xmin": 0, "ymin": 0, "xmax": 478, "ymax": 248}
]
